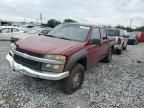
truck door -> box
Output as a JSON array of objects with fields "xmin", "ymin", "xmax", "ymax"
[
  {"xmin": 87, "ymin": 27, "xmax": 102, "ymax": 66},
  {"xmin": 99, "ymin": 28, "xmax": 109, "ymax": 57}
]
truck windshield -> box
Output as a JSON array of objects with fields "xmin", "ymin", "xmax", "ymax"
[
  {"xmin": 107, "ymin": 29, "xmax": 120, "ymax": 36},
  {"xmin": 47, "ymin": 24, "xmax": 90, "ymax": 42}
]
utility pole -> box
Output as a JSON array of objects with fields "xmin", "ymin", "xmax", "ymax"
[
  {"xmin": 24, "ymin": 18, "xmax": 26, "ymax": 24},
  {"xmin": 37, "ymin": 19, "xmax": 39, "ymax": 24},
  {"xmin": 130, "ymin": 18, "xmax": 132, "ymax": 28},
  {"xmin": 40, "ymin": 12, "xmax": 42, "ymax": 24}
]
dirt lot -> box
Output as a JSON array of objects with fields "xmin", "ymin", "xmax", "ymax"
[{"xmin": 0, "ymin": 41, "xmax": 144, "ymax": 108}]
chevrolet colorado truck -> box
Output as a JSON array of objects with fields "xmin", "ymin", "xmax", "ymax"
[
  {"xmin": 107, "ymin": 28, "xmax": 128, "ymax": 55},
  {"xmin": 6, "ymin": 23, "xmax": 114, "ymax": 94}
]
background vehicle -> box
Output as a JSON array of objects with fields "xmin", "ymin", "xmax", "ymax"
[
  {"xmin": 7, "ymin": 23, "xmax": 114, "ymax": 94},
  {"xmin": 137, "ymin": 32, "xmax": 144, "ymax": 42},
  {"xmin": 107, "ymin": 28, "xmax": 128, "ymax": 55},
  {"xmin": 11, "ymin": 26, "xmax": 52, "ymax": 42},
  {"xmin": 127, "ymin": 32, "xmax": 139, "ymax": 45},
  {"xmin": 0, "ymin": 26, "xmax": 25, "ymax": 40}
]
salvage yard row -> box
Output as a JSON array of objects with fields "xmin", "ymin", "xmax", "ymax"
[{"xmin": 0, "ymin": 41, "xmax": 144, "ymax": 107}]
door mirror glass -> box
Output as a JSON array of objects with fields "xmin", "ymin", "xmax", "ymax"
[
  {"xmin": 123, "ymin": 35, "xmax": 129, "ymax": 38},
  {"xmin": 91, "ymin": 39, "xmax": 101, "ymax": 44}
]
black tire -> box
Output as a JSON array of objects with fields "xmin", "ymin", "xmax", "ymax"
[
  {"xmin": 136, "ymin": 40, "xmax": 139, "ymax": 44},
  {"xmin": 132, "ymin": 40, "xmax": 136, "ymax": 45},
  {"xmin": 61, "ymin": 64, "xmax": 85, "ymax": 94},
  {"xmin": 123, "ymin": 44, "xmax": 127, "ymax": 50},
  {"xmin": 102, "ymin": 48, "xmax": 112, "ymax": 63},
  {"xmin": 117, "ymin": 48, "xmax": 122, "ymax": 55}
]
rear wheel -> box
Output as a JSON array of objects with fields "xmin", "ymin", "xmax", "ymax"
[
  {"xmin": 61, "ymin": 64, "xmax": 85, "ymax": 94},
  {"xmin": 102, "ymin": 48, "xmax": 112, "ymax": 63}
]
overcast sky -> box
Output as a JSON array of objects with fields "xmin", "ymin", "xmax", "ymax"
[{"xmin": 0, "ymin": 0, "xmax": 144, "ymax": 27}]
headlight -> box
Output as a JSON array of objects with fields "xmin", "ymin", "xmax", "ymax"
[
  {"xmin": 11, "ymin": 43, "xmax": 17, "ymax": 50},
  {"xmin": 44, "ymin": 55, "xmax": 66, "ymax": 62},
  {"xmin": 41, "ymin": 55, "xmax": 66, "ymax": 72},
  {"xmin": 41, "ymin": 63, "xmax": 64, "ymax": 72}
]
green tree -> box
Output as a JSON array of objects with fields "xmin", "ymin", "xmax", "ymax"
[
  {"xmin": 115, "ymin": 25, "xmax": 133, "ymax": 32},
  {"xmin": 63, "ymin": 19, "xmax": 77, "ymax": 23},
  {"xmin": 47, "ymin": 19, "xmax": 61, "ymax": 28},
  {"xmin": 115, "ymin": 25, "xmax": 126, "ymax": 30},
  {"xmin": 135, "ymin": 26, "xmax": 144, "ymax": 32}
]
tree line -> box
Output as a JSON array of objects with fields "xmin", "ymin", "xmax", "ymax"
[
  {"xmin": 42, "ymin": 19, "xmax": 77, "ymax": 28},
  {"xmin": 43, "ymin": 19, "xmax": 144, "ymax": 32}
]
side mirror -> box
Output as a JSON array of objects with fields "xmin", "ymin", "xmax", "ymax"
[
  {"xmin": 38, "ymin": 33, "xmax": 42, "ymax": 35},
  {"xmin": 91, "ymin": 39, "xmax": 101, "ymax": 44},
  {"xmin": 123, "ymin": 35, "xmax": 129, "ymax": 38}
]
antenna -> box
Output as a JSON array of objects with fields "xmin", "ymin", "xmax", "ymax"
[{"xmin": 40, "ymin": 12, "xmax": 42, "ymax": 24}]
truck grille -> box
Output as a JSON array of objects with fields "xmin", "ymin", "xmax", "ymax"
[
  {"xmin": 14, "ymin": 48, "xmax": 43, "ymax": 71},
  {"xmin": 14, "ymin": 55, "xmax": 42, "ymax": 71}
]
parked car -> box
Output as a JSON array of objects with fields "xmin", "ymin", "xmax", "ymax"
[
  {"xmin": 11, "ymin": 26, "xmax": 52, "ymax": 42},
  {"xmin": 107, "ymin": 28, "xmax": 128, "ymax": 55},
  {"xmin": 127, "ymin": 32, "xmax": 139, "ymax": 45},
  {"xmin": 0, "ymin": 26, "xmax": 25, "ymax": 40},
  {"xmin": 6, "ymin": 23, "xmax": 115, "ymax": 94},
  {"xmin": 137, "ymin": 32, "xmax": 144, "ymax": 42},
  {"xmin": 20, "ymin": 24, "xmax": 35, "ymax": 32}
]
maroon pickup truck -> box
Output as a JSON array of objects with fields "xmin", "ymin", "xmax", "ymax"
[{"xmin": 6, "ymin": 23, "xmax": 114, "ymax": 94}]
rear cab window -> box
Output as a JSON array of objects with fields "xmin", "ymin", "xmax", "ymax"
[
  {"xmin": 91, "ymin": 27, "xmax": 101, "ymax": 40},
  {"xmin": 107, "ymin": 29, "xmax": 120, "ymax": 37},
  {"xmin": 12, "ymin": 28, "xmax": 19, "ymax": 32},
  {"xmin": 100, "ymin": 28, "xmax": 107, "ymax": 40}
]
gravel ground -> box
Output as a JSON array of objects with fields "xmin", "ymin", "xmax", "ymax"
[{"xmin": 0, "ymin": 41, "xmax": 144, "ymax": 108}]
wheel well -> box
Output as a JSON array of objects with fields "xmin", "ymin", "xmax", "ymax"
[
  {"xmin": 111, "ymin": 45, "xmax": 114, "ymax": 50},
  {"xmin": 122, "ymin": 42, "xmax": 124, "ymax": 47},
  {"xmin": 77, "ymin": 57, "xmax": 87, "ymax": 70}
]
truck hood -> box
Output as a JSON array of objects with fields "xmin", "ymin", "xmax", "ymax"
[{"xmin": 16, "ymin": 36, "xmax": 83, "ymax": 55}]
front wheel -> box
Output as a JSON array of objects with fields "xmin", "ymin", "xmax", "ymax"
[
  {"xmin": 123, "ymin": 44, "xmax": 127, "ymax": 50},
  {"xmin": 61, "ymin": 64, "xmax": 85, "ymax": 94},
  {"xmin": 117, "ymin": 48, "xmax": 122, "ymax": 55}
]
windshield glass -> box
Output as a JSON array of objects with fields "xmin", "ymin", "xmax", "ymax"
[
  {"xmin": 127, "ymin": 32, "xmax": 139, "ymax": 36},
  {"xmin": 47, "ymin": 24, "xmax": 90, "ymax": 42},
  {"xmin": 107, "ymin": 29, "xmax": 120, "ymax": 36},
  {"xmin": 26, "ymin": 27, "xmax": 44, "ymax": 34}
]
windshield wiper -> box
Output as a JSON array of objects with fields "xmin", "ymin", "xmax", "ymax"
[
  {"xmin": 45, "ymin": 34, "xmax": 57, "ymax": 38},
  {"xmin": 58, "ymin": 37, "xmax": 73, "ymax": 41}
]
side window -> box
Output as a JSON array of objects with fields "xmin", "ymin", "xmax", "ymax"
[
  {"xmin": 1, "ymin": 28, "xmax": 11, "ymax": 33},
  {"xmin": 100, "ymin": 28, "xmax": 107, "ymax": 39},
  {"xmin": 12, "ymin": 28, "xmax": 19, "ymax": 32},
  {"xmin": 40, "ymin": 30, "xmax": 48, "ymax": 35},
  {"xmin": 121, "ymin": 30, "xmax": 126, "ymax": 36},
  {"xmin": 91, "ymin": 28, "xmax": 101, "ymax": 40}
]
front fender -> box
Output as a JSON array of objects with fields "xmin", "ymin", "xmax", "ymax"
[{"xmin": 64, "ymin": 49, "xmax": 88, "ymax": 71}]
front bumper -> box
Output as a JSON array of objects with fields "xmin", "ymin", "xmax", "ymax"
[
  {"xmin": 114, "ymin": 44, "xmax": 121, "ymax": 50},
  {"xmin": 6, "ymin": 54, "xmax": 69, "ymax": 80},
  {"xmin": 128, "ymin": 39, "xmax": 135, "ymax": 44}
]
